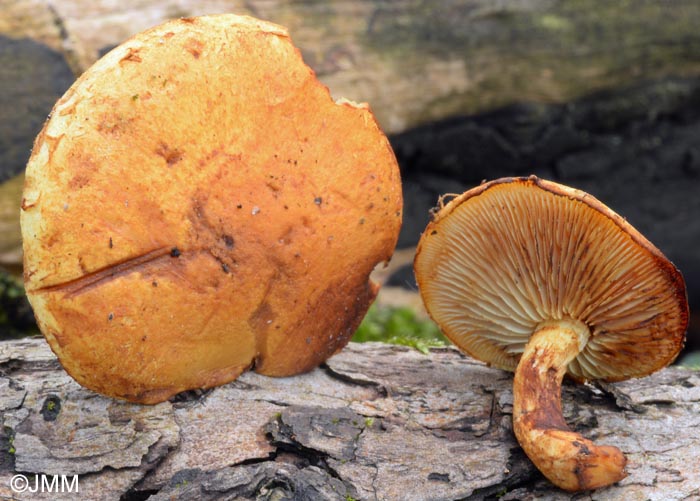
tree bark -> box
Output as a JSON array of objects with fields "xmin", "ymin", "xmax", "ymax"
[
  {"xmin": 0, "ymin": 338, "xmax": 698, "ymax": 500},
  {"xmin": 6, "ymin": 0, "xmax": 700, "ymax": 135}
]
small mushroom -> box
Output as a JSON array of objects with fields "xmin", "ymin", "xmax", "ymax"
[
  {"xmin": 21, "ymin": 15, "xmax": 402, "ymax": 404},
  {"xmin": 414, "ymin": 176, "xmax": 687, "ymax": 491}
]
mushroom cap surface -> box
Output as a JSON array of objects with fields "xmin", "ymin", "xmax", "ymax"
[
  {"xmin": 21, "ymin": 14, "xmax": 402, "ymax": 403},
  {"xmin": 414, "ymin": 176, "xmax": 687, "ymax": 382}
]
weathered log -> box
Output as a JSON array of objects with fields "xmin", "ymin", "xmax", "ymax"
[
  {"xmin": 0, "ymin": 338, "xmax": 698, "ymax": 500},
  {"xmin": 5, "ymin": 0, "xmax": 700, "ymax": 138}
]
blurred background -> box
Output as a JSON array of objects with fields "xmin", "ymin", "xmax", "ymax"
[{"xmin": 1, "ymin": 0, "xmax": 698, "ymax": 365}]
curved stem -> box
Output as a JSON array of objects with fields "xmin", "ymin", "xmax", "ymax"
[{"xmin": 512, "ymin": 319, "xmax": 627, "ymax": 491}]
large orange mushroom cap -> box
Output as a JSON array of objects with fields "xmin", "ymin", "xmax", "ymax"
[
  {"xmin": 415, "ymin": 176, "xmax": 687, "ymax": 382},
  {"xmin": 21, "ymin": 14, "xmax": 402, "ymax": 404}
]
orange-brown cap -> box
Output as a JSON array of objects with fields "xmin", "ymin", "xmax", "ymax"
[
  {"xmin": 414, "ymin": 176, "xmax": 687, "ymax": 382},
  {"xmin": 21, "ymin": 14, "xmax": 402, "ymax": 403}
]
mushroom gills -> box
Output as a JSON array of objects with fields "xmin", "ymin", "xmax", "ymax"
[{"xmin": 512, "ymin": 318, "xmax": 627, "ymax": 491}]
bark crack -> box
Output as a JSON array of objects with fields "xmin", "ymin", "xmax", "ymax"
[
  {"xmin": 321, "ymin": 362, "xmax": 388, "ymax": 395},
  {"xmin": 45, "ymin": 3, "xmax": 83, "ymax": 75},
  {"xmin": 2, "ymin": 340, "xmax": 697, "ymax": 499}
]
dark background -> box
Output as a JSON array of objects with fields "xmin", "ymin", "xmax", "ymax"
[{"xmin": 392, "ymin": 79, "xmax": 700, "ymax": 354}]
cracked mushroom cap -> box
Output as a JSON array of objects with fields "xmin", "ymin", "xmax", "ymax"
[
  {"xmin": 21, "ymin": 14, "xmax": 402, "ymax": 404},
  {"xmin": 414, "ymin": 176, "xmax": 687, "ymax": 382}
]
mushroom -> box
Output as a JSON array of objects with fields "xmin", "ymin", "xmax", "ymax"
[
  {"xmin": 21, "ymin": 14, "xmax": 402, "ymax": 404},
  {"xmin": 414, "ymin": 176, "xmax": 687, "ymax": 491}
]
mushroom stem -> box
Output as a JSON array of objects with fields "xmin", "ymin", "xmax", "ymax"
[{"xmin": 512, "ymin": 318, "xmax": 627, "ymax": 491}]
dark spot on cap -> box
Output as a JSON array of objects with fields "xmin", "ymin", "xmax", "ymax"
[
  {"xmin": 185, "ymin": 38, "xmax": 204, "ymax": 59},
  {"xmin": 21, "ymin": 197, "xmax": 37, "ymax": 211},
  {"xmin": 108, "ymin": 313, "xmax": 114, "ymax": 321},
  {"xmin": 156, "ymin": 143, "xmax": 183, "ymax": 166},
  {"xmin": 314, "ymin": 197, "xmax": 322, "ymax": 205},
  {"xmin": 170, "ymin": 247, "xmax": 181, "ymax": 257},
  {"xmin": 120, "ymin": 47, "xmax": 142, "ymax": 63},
  {"xmin": 221, "ymin": 263, "xmax": 230, "ymax": 274},
  {"xmin": 109, "ymin": 237, "xmax": 113, "ymax": 249},
  {"xmin": 573, "ymin": 440, "xmax": 592, "ymax": 455},
  {"xmin": 222, "ymin": 235, "xmax": 234, "ymax": 248}
]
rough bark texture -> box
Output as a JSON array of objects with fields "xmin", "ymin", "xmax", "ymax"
[
  {"xmin": 5, "ymin": 0, "xmax": 700, "ymax": 136},
  {"xmin": 0, "ymin": 338, "xmax": 698, "ymax": 500}
]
